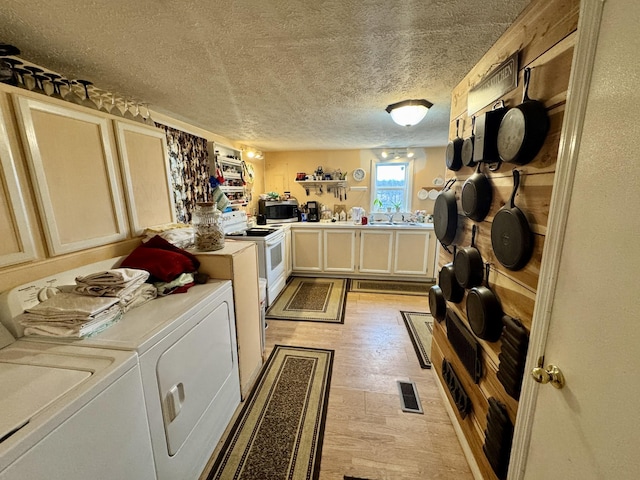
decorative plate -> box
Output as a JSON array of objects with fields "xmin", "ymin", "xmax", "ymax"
[
  {"xmin": 352, "ymin": 168, "xmax": 366, "ymax": 182},
  {"xmin": 417, "ymin": 188, "xmax": 429, "ymax": 200}
]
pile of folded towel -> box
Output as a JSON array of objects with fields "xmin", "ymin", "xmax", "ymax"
[
  {"xmin": 75, "ymin": 267, "xmax": 157, "ymax": 312},
  {"xmin": 19, "ymin": 268, "xmax": 158, "ymax": 338},
  {"xmin": 18, "ymin": 293, "xmax": 123, "ymax": 338}
]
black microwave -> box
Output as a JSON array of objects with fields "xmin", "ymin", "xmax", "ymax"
[{"xmin": 258, "ymin": 199, "xmax": 299, "ymax": 223}]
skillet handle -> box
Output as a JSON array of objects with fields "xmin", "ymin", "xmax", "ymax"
[
  {"xmin": 443, "ymin": 177, "xmax": 457, "ymax": 192},
  {"xmin": 510, "ymin": 169, "xmax": 521, "ymax": 208},
  {"xmin": 522, "ymin": 67, "xmax": 532, "ymax": 103},
  {"xmin": 455, "ymin": 118, "xmax": 460, "ymax": 137},
  {"xmin": 492, "ymin": 100, "xmax": 505, "ymax": 110},
  {"xmin": 471, "ymin": 115, "xmax": 476, "ymax": 135},
  {"xmin": 471, "ymin": 224, "xmax": 477, "ymax": 248},
  {"xmin": 484, "ymin": 262, "xmax": 491, "ymax": 287}
]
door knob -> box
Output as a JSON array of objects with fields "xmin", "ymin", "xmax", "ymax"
[{"xmin": 531, "ymin": 361, "xmax": 565, "ymax": 389}]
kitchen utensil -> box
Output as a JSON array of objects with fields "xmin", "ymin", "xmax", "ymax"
[
  {"xmin": 454, "ymin": 225, "xmax": 483, "ymax": 288},
  {"xmin": 466, "ymin": 263, "xmax": 503, "ymax": 342},
  {"xmin": 439, "ymin": 249, "xmax": 464, "ymax": 303},
  {"xmin": 461, "ymin": 162, "xmax": 493, "ymax": 222},
  {"xmin": 491, "ymin": 169, "xmax": 533, "ymax": 270},
  {"xmin": 441, "ymin": 358, "xmax": 471, "ymax": 418},
  {"xmin": 433, "ymin": 178, "xmax": 458, "ymax": 245},
  {"xmin": 445, "ymin": 118, "xmax": 463, "ymax": 171},
  {"xmin": 461, "ymin": 116, "xmax": 476, "ymax": 167},
  {"xmin": 429, "ymin": 285, "xmax": 447, "ymax": 322},
  {"xmin": 473, "ymin": 100, "xmax": 507, "ymax": 167},
  {"xmin": 497, "ymin": 67, "xmax": 550, "ymax": 165}
]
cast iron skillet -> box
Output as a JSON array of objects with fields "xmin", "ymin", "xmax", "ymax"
[
  {"xmin": 461, "ymin": 116, "xmax": 476, "ymax": 168},
  {"xmin": 433, "ymin": 178, "xmax": 458, "ymax": 246},
  {"xmin": 466, "ymin": 263, "xmax": 503, "ymax": 342},
  {"xmin": 445, "ymin": 118, "xmax": 463, "ymax": 171},
  {"xmin": 429, "ymin": 285, "xmax": 447, "ymax": 322},
  {"xmin": 491, "ymin": 169, "xmax": 533, "ymax": 270},
  {"xmin": 439, "ymin": 248, "xmax": 464, "ymax": 304},
  {"xmin": 497, "ymin": 67, "xmax": 550, "ymax": 165},
  {"xmin": 454, "ymin": 224, "xmax": 483, "ymax": 289},
  {"xmin": 461, "ymin": 162, "xmax": 493, "ymax": 222}
]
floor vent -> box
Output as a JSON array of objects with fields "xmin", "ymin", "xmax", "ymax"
[{"xmin": 397, "ymin": 380, "xmax": 423, "ymax": 414}]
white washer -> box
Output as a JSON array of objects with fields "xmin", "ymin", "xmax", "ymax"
[
  {"xmin": 0, "ymin": 257, "xmax": 241, "ymax": 480},
  {"xmin": 0, "ymin": 325, "xmax": 157, "ymax": 480}
]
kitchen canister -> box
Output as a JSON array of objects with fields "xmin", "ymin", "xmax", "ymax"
[{"xmin": 192, "ymin": 202, "xmax": 225, "ymax": 251}]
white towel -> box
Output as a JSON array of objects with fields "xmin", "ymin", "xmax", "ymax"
[
  {"xmin": 20, "ymin": 303, "xmax": 123, "ymax": 338},
  {"xmin": 120, "ymin": 284, "xmax": 157, "ymax": 312},
  {"xmin": 75, "ymin": 268, "xmax": 149, "ymax": 298},
  {"xmin": 23, "ymin": 292, "xmax": 119, "ymax": 317}
]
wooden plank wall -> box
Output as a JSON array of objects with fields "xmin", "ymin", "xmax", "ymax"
[{"xmin": 431, "ymin": 0, "xmax": 580, "ymax": 478}]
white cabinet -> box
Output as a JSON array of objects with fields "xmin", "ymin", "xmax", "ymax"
[
  {"xmin": 0, "ymin": 97, "xmax": 36, "ymax": 267},
  {"xmin": 114, "ymin": 121, "xmax": 175, "ymax": 235},
  {"xmin": 13, "ymin": 95, "xmax": 128, "ymax": 256},
  {"xmin": 292, "ymin": 229, "xmax": 323, "ymax": 272},
  {"xmin": 358, "ymin": 230, "xmax": 394, "ymax": 274},
  {"xmin": 323, "ymin": 229, "xmax": 356, "ymax": 273},
  {"xmin": 284, "ymin": 226, "xmax": 292, "ymax": 277},
  {"xmin": 393, "ymin": 230, "xmax": 430, "ymax": 276}
]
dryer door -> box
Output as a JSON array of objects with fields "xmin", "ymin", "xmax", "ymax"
[{"xmin": 156, "ymin": 301, "xmax": 235, "ymax": 455}]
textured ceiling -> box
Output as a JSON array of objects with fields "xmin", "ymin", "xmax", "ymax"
[{"xmin": 0, "ymin": 0, "xmax": 529, "ymax": 151}]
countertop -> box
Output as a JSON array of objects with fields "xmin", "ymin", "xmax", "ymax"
[{"xmin": 288, "ymin": 221, "xmax": 434, "ymax": 230}]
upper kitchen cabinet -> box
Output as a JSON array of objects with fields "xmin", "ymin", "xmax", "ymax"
[
  {"xmin": 0, "ymin": 98, "xmax": 36, "ymax": 267},
  {"xmin": 114, "ymin": 121, "xmax": 176, "ymax": 235},
  {"xmin": 13, "ymin": 95, "xmax": 128, "ymax": 256}
]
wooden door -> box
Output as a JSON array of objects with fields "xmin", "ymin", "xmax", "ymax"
[{"xmin": 513, "ymin": 1, "xmax": 640, "ymax": 477}]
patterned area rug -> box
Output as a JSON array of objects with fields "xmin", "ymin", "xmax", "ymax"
[
  {"xmin": 205, "ymin": 345, "xmax": 334, "ymax": 480},
  {"xmin": 400, "ymin": 311, "xmax": 434, "ymax": 369},
  {"xmin": 266, "ymin": 277, "xmax": 349, "ymax": 323},
  {"xmin": 349, "ymin": 279, "xmax": 433, "ymax": 296}
]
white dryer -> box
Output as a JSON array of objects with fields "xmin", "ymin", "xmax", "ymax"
[
  {"xmin": 0, "ymin": 257, "xmax": 241, "ymax": 480},
  {"xmin": 0, "ymin": 324, "xmax": 157, "ymax": 479}
]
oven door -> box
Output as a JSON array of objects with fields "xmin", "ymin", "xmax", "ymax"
[{"xmin": 264, "ymin": 232, "xmax": 286, "ymax": 305}]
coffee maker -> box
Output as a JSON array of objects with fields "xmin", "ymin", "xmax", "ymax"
[{"xmin": 307, "ymin": 201, "xmax": 320, "ymax": 222}]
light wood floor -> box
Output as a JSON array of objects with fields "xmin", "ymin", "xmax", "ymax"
[{"xmin": 262, "ymin": 290, "xmax": 473, "ymax": 480}]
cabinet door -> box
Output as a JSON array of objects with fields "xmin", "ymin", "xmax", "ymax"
[
  {"xmin": 14, "ymin": 96, "xmax": 128, "ymax": 255},
  {"xmin": 292, "ymin": 229, "xmax": 322, "ymax": 272},
  {"xmin": 359, "ymin": 230, "xmax": 393, "ymax": 274},
  {"xmin": 323, "ymin": 229, "xmax": 356, "ymax": 273},
  {"xmin": 0, "ymin": 100, "xmax": 36, "ymax": 267},
  {"xmin": 114, "ymin": 121, "xmax": 175, "ymax": 235},
  {"xmin": 393, "ymin": 230, "xmax": 430, "ymax": 276}
]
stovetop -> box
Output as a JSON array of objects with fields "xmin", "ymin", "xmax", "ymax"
[{"xmin": 226, "ymin": 228, "xmax": 276, "ymax": 237}]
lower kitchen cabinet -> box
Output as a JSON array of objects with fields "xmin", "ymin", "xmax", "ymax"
[
  {"xmin": 393, "ymin": 230, "xmax": 431, "ymax": 276},
  {"xmin": 323, "ymin": 229, "xmax": 356, "ymax": 273},
  {"xmin": 358, "ymin": 230, "xmax": 394, "ymax": 274},
  {"xmin": 291, "ymin": 225, "xmax": 435, "ymax": 280},
  {"xmin": 292, "ymin": 228, "xmax": 323, "ymax": 272}
]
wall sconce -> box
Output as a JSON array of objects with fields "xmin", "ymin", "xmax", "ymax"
[{"xmin": 385, "ymin": 99, "xmax": 433, "ymax": 127}]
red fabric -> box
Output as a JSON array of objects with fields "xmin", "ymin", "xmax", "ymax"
[{"xmin": 121, "ymin": 236, "xmax": 199, "ymax": 282}]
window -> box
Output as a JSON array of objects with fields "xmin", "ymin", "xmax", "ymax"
[{"xmin": 371, "ymin": 159, "xmax": 413, "ymax": 212}]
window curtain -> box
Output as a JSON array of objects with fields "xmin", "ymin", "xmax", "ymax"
[{"xmin": 155, "ymin": 123, "xmax": 212, "ymax": 223}]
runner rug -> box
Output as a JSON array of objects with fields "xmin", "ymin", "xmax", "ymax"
[
  {"xmin": 400, "ymin": 311, "xmax": 434, "ymax": 369},
  {"xmin": 266, "ymin": 277, "xmax": 349, "ymax": 324},
  {"xmin": 349, "ymin": 279, "xmax": 433, "ymax": 296},
  {"xmin": 205, "ymin": 345, "xmax": 334, "ymax": 480}
]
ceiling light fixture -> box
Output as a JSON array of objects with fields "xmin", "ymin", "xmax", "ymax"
[{"xmin": 385, "ymin": 99, "xmax": 433, "ymax": 127}]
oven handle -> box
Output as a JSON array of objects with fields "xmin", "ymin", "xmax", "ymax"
[{"xmin": 265, "ymin": 233, "xmax": 285, "ymax": 247}]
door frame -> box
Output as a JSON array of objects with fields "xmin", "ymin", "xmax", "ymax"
[{"xmin": 508, "ymin": 0, "xmax": 606, "ymax": 477}]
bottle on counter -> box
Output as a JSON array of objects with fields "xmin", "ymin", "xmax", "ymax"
[{"xmin": 192, "ymin": 202, "xmax": 225, "ymax": 251}]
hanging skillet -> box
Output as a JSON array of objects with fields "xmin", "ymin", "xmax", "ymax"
[
  {"xmin": 491, "ymin": 169, "xmax": 533, "ymax": 270},
  {"xmin": 454, "ymin": 224, "xmax": 483, "ymax": 289},
  {"xmin": 429, "ymin": 285, "xmax": 447, "ymax": 322},
  {"xmin": 439, "ymin": 248, "xmax": 464, "ymax": 304},
  {"xmin": 433, "ymin": 178, "xmax": 458, "ymax": 246},
  {"xmin": 445, "ymin": 118, "xmax": 463, "ymax": 171},
  {"xmin": 461, "ymin": 162, "xmax": 493, "ymax": 222},
  {"xmin": 466, "ymin": 263, "xmax": 503, "ymax": 342},
  {"xmin": 461, "ymin": 116, "xmax": 476, "ymax": 168},
  {"xmin": 497, "ymin": 67, "xmax": 550, "ymax": 165}
]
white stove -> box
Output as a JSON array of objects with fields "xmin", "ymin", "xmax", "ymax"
[{"xmin": 223, "ymin": 214, "xmax": 287, "ymax": 306}]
